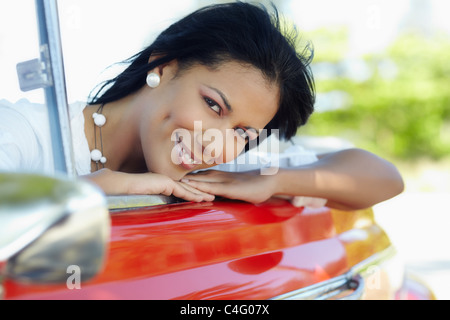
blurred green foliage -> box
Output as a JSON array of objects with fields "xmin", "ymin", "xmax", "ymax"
[{"xmin": 300, "ymin": 28, "xmax": 450, "ymax": 161}]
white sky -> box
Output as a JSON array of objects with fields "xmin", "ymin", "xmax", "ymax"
[{"xmin": 1, "ymin": 0, "xmax": 449, "ymax": 103}]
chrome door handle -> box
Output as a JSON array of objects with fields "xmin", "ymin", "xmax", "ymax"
[
  {"xmin": 318, "ymin": 275, "xmax": 364, "ymax": 300},
  {"xmin": 336, "ymin": 275, "xmax": 365, "ymax": 300},
  {"xmin": 272, "ymin": 274, "xmax": 365, "ymax": 300}
]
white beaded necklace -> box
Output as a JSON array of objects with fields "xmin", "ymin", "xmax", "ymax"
[{"xmin": 90, "ymin": 103, "xmax": 107, "ymax": 170}]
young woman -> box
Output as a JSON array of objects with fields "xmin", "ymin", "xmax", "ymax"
[{"xmin": 0, "ymin": 2, "xmax": 404, "ymax": 210}]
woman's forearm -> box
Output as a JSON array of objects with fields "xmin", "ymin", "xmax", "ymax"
[
  {"xmin": 81, "ymin": 168, "xmax": 215, "ymax": 202},
  {"xmin": 81, "ymin": 168, "xmax": 131, "ymax": 195},
  {"xmin": 274, "ymin": 148, "xmax": 404, "ymax": 210}
]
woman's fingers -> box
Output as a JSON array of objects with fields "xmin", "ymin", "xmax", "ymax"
[
  {"xmin": 174, "ymin": 180, "xmax": 215, "ymax": 202},
  {"xmin": 181, "ymin": 179, "xmax": 228, "ymax": 198},
  {"xmin": 182, "ymin": 173, "xmax": 275, "ymax": 204}
]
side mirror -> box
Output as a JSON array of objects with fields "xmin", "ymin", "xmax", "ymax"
[{"xmin": 0, "ymin": 172, "xmax": 110, "ymax": 284}]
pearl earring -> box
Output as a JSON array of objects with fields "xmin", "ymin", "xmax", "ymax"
[{"xmin": 146, "ymin": 72, "xmax": 160, "ymax": 88}]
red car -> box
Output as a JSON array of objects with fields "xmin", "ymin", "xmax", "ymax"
[
  {"xmin": 0, "ymin": 0, "xmax": 434, "ymax": 303},
  {"xmin": 0, "ymin": 172, "xmax": 435, "ymax": 301}
]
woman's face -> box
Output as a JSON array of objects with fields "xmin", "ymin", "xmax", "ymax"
[{"xmin": 137, "ymin": 60, "xmax": 279, "ymax": 180}]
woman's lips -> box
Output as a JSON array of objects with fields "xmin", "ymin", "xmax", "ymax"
[{"xmin": 175, "ymin": 136, "xmax": 201, "ymax": 170}]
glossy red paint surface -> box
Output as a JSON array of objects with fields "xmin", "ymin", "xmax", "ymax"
[{"xmin": 4, "ymin": 198, "xmax": 390, "ymax": 300}]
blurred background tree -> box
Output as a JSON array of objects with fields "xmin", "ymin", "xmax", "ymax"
[{"xmin": 299, "ymin": 27, "xmax": 450, "ymax": 163}]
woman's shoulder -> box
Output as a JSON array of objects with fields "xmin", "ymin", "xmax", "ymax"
[
  {"xmin": 0, "ymin": 99, "xmax": 45, "ymax": 132},
  {"xmin": 0, "ymin": 99, "xmax": 88, "ymax": 174},
  {"xmin": 0, "ymin": 99, "xmax": 51, "ymax": 172},
  {"xmin": 0, "ymin": 98, "xmax": 87, "ymax": 127},
  {"xmin": 0, "ymin": 98, "xmax": 48, "ymax": 124}
]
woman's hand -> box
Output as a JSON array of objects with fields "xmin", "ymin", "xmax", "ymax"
[
  {"xmin": 182, "ymin": 170, "xmax": 277, "ymax": 204},
  {"xmin": 83, "ymin": 168, "xmax": 215, "ymax": 203},
  {"xmin": 183, "ymin": 148, "xmax": 404, "ymax": 210}
]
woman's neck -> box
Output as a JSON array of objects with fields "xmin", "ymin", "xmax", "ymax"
[{"xmin": 84, "ymin": 96, "xmax": 147, "ymax": 173}]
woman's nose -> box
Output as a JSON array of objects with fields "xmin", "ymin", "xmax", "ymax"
[{"xmin": 197, "ymin": 128, "xmax": 224, "ymax": 165}]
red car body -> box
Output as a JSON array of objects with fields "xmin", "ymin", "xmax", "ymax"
[{"xmin": 2, "ymin": 197, "xmax": 434, "ymax": 300}]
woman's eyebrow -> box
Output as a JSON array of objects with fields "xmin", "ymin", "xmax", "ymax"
[
  {"xmin": 207, "ymin": 86, "xmax": 259, "ymax": 131},
  {"xmin": 207, "ymin": 86, "xmax": 232, "ymax": 112},
  {"xmin": 207, "ymin": 85, "xmax": 258, "ymax": 132}
]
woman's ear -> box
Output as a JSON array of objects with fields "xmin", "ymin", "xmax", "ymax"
[
  {"xmin": 147, "ymin": 55, "xmax": 178, "ymax": 79},
  {"xmin": 146, "ymin": 56, "xmax": 178, "ymax": 89}
]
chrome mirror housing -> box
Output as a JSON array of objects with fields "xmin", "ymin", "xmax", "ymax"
[{"xmin": 0, "ymin": 172, "xmax": 110, "ymax": 284}]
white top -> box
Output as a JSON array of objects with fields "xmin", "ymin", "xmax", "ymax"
[{"xmin": 0, "ymin": 99, "xmax": 91, "ymax": 176}]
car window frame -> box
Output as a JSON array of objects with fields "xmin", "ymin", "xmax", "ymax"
[{"xmin": 21, "ymin": 0, "xmax": 76, "ymax": 176}]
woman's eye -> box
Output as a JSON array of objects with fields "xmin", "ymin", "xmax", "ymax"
[{"xmin": 205, "ymin": 97, "xmax": 222, "ymax": 115}]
